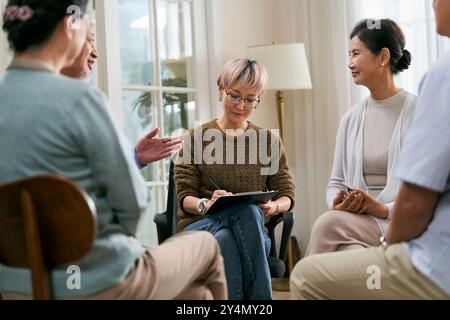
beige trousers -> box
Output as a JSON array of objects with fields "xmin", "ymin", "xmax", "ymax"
[
  {"xmin": 2, "ymin": 231, "xmax": 227, "ymax": 300},
  {"xmin": 306, "ymin": 210, "xmax": 382, "ymax": 256},
  {"xmin": 291, "ymin": 243, "xmax": 450, "ymax": 300}
]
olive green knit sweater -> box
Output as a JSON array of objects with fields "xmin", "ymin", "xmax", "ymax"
[{"xmin": 174, "ymin": 119, "xmax": 295, "ymax": 230}]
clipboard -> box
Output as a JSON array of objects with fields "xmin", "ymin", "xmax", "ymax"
[{"xmin": 206, "ymin": 190, "xmax": 279, "ymax": 215}]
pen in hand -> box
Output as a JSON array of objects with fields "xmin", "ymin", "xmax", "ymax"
[
  {"xmin": 208, "ymin": 177, "xmax": 221, "ymax": 191},
  {"xmin": 208, "ymin": 177, "xmax": 233, "ymax": 198}
]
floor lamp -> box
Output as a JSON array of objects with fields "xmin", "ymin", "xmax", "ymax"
[{"xmin": 247, "ymin": 43, "xmax": 312, "ymax": 142}]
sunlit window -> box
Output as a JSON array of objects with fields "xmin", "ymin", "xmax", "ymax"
[{"xmin": 118, "ymin": 0, "xmax": 201, "ymax": 245}]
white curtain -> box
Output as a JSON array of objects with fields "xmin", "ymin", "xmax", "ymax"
[{"xmin": 284, "ymin": 0, "xmax": 353, "ymax": 254}]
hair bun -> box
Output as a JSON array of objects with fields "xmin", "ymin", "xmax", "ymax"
[
  {"xmin": 2, "ymin": 0, "xmax": 88, "ymax": 52},
  {"xmin": 395, "ymin": 49, "xmax": 411, "ymax": 72}
]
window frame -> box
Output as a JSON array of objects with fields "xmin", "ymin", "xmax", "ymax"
[
  {"xmin": 94, "ymin": 0, "xmax": 211, "ymax": 244},
  {"xmin": 0, "ymin": 0, "xmax": 12, "ymax": 72}
]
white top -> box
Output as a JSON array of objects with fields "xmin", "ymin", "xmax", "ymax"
[
  {"xmin": 327, "ymin": 91, "xmax": 417, "ymax": 235},
  {"xmin": 398, "ymin": 51, "xmax": 450, "ymax": 296},
  {"xmin": 363, "ymin": 89, "xmax": 407, "ymax": 195}
]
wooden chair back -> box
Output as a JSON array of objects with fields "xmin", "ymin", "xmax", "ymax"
[{"xmin": 0, "ymin": 174, "xmax": 97, "ymax": 299}]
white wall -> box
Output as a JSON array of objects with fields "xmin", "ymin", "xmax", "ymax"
[{"xmin": 207, "ymin": 0, "xmax": 279, "ymax": 130}]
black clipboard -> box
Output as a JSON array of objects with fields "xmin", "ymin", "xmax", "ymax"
[{"xmin": 206, "ymin": 190, "xmax": 279, "ymax": 215}]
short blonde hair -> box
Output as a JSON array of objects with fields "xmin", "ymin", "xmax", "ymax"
[{"xmin": 217, "ymin": 58, "xmax": 268, "ymax": 97}]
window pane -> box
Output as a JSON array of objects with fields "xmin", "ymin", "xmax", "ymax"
[
  {"xmin": 136, "ymin": 186, "xmax": 163, "ymax": 247},
  {"xmin": 114, "ymin": 0, "xmax": 204, "ymax": 247},
  {"xmin": 122, "ymin": 90, "xmax": 159, "ymax": 144},
  {"xmin": 162, "ymin": 91, "xmax": 194, "ymax": 183},
  {"xmin": 157, "ymin": 0, "xmax": 194, "ymax": 88},
  {"xmin": 118, "ymin": 0, "xmax": 154, "ymax": 86},
  {"xmin": 162, "ymin": 92, "xmax": 195, "ymax": 137},
  {"xmin": 141, "ymin": 163, "xmax": 161, "ymax": 183},
  {"xmin": 87, "ymin": 4, "xmax": 98, "ymax": 88},
  {"xmin": 122, "ymin": 90, "xmax": 161, "ymax": 182}
]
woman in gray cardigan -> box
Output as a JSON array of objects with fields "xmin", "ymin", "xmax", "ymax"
[{"xmin": 307, "ymin": 19, "xmax": 417, "ymax": 255}]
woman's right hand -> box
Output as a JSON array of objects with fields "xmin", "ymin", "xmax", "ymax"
[
  {"xmin": 206, "ymin": 190, "xmax": 232, "ymax": 210},
  {"xmin": 332, "ymin": 189, "xmax": 368, "ymax": 214}
]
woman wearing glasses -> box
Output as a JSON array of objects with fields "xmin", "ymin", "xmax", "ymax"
[{"xmin": 174, "ymin": 58, "xmax": 295, "ymax": 300}]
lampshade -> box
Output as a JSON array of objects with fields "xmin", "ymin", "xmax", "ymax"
[{"xmin": 247, "ymin": 43, "xmax": 312, "ymax": 91}]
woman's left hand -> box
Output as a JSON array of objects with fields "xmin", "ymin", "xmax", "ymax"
[
  {"xmin": 358, "ymin": 190, "xmax": 389, "ymax": 219},
  {"xmin": 259, "ymin": 201, "xmax": 279, "ymax": 217}
]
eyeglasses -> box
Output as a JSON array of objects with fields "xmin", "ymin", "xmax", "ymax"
[{"xmin": 225, "ymin": 91, "xmax": 260, "ymax": 109}]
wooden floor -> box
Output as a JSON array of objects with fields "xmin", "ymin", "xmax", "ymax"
[
  {"xmin": 272, "ymin": 277, "xmax": 291, "ymax": 300},
  {"xmin": 273, "ymin": 289, "xmax": 291, "ymax": 300}
]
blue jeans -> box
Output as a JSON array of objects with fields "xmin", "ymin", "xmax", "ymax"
[{"xmin": 183, "ymin": 204, "xmax": 272, "ymax": 300}]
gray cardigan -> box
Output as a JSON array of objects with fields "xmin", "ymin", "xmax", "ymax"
[
  {"xmin": 327, "ymin": 92, "xmax": 417, "ymax": 234},
  {"xmin": 0, "ymin": 62, "xmax": 149, "ymax": 297}
]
